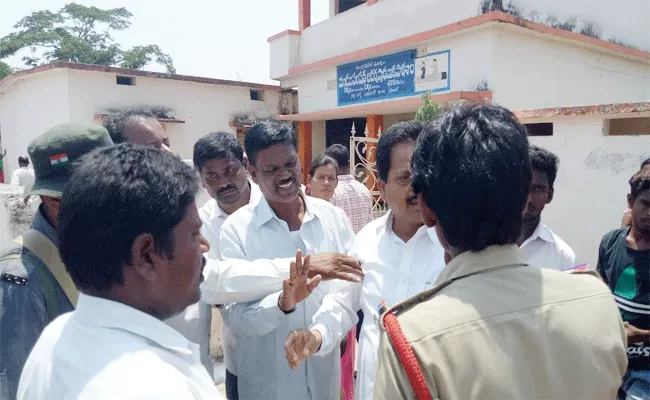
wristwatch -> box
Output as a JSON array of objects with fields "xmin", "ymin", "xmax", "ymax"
[{"xmin": 278, "ymin": 295, "xmax": 297, "ymax": 315}]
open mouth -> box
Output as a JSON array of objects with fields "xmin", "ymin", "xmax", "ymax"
[
  {"xmin": 218, "ymin": 187, "xmax": 236, "ymax": 196},
  {"xmin": 277, "ymin": 178, "xmax": 295, "ymax": 190},
  {"xmin": 406, "ymin": 195, "xmax": 419, "ymax": 206}
]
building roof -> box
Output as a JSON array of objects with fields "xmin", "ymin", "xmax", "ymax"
[{"xmin": 0, "ymin": 61, "xmax": 291, "ymax": 92}]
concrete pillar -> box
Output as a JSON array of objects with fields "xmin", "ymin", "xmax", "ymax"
[
  {"xmin": 298, "ymin": 121, "xmax": 313, "ymax": 184},
  {"xmin": 311, "ymin": 121, "xmax": 326, "ymax": 160},
  {"xmin": 299, "ymin": 0, "xmax": 311, "ymax": 30},
  {"xmin": 365, "ymin": 115, "xmax": 384, "ymax": 192}
]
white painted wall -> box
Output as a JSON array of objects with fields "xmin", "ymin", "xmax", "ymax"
[
  {"xmin": 291, "ymin": 26, "xmax": 495, "ymax": 113},
  {"xmin": 528, "ymin": 117, "xmax": 650, "ymax": 267},
  {"xmin": 287, "ymin": 0, "xmax": 649, "ymax": 70},
  {"xmin": 66, "ymin": 70, "xmax": 284, "ymax": 160},
  {"xmin": 0, "ymin": 70, "xmax": 71, "ymax": 176},
  {"xmin": 491, "ymin": 26, "xmax": 650, "ymax": 110}
]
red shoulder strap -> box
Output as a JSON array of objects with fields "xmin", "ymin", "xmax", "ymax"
[{"xmin": 383, "ymin": 312, "xmax": 433, "ymax": 400}]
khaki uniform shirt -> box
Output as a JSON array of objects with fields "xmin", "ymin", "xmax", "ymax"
[{"xmin": 374, "ymin": 245, "xmax": 627, "ymax": 400}]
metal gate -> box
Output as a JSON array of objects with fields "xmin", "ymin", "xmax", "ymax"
[{"xmin": 349, "ymin": 122, "xmax": 388, "ymax": 218}]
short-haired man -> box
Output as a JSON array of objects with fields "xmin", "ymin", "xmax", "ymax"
[
  {"xmin": 517, "ymin": 145, "xmax": 576, "ymax": 270},
  {"xmin": 187, "ymin": 131, "xmax": 263, "ymax": 398},
  {"xmin": 622, "ymin": 158, "xmax": 650, "ymax": 228},
  {"xmin": 285, "ymin": 121, "xmax": 446, "ymax": 400},
  {"xmin": 10, "ymin": 156, "xmax": 35, "ymax": 189},
  {"xmin": 325, "ymin": 143, "xmax": 374, "ymax": 233},
  {"xmin": 17, "ymin": 144, "xmax": 223, "ymax": 399},
  {"xmin": 103, "ymin": 108, "xmax": 171, "ymax": 151},
  {"xmin": 0, "ymin": 124, "xmax": 114, "ymax": 399},
  {"xmin": 220, "ymin": 119, "xmax": 357, "ymax": 400},
  {"xmin": 373, "ymin": 103, "xmax": 627, "ymax": 399},
  {"xmin": 598, "ymin": 170, "xmax": 650, "ymax": 400}
]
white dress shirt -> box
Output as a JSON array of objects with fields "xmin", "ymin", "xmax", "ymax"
[
  {"xmin": 17, "ymin": 294, "xmax": 223, "ymax": 400},
  {"xmin": 220, "ymin": 193, "xmax": 355, "ymax": 400},
  {"xmin": 169, "ymin": 181, "xmax": 262, "ymax": 377},
  {"xmin": 10, "ymin": 167, "xmax": 34, "ymax": 189},
  {"xmin": 310, "ymin": 211, "xmax": 446, "ymax": 400},
  {"xmin": 520, "ymin": 221, "xmax": 576, "ymax": 271}
]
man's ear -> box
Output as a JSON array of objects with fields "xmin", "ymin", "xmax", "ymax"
[
  {"xmin": 378, "ymin": 179, "xmax": 387, "ymax": 203},
  {"xmin": 628, "ymin": 193, "xmax": 634, "ymax": 208},
  {"xmin": 547, "ymin": 187, "xmax": 554, "ymax": 204},
  {"xmin": 130, "ymin": 233, "xmax": 161, "ymax": 282},
  {"xmin": 248, "ymin": 165, "xmax": 259, "ymax": 185}
]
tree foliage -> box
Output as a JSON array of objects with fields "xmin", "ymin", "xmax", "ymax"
[
  {"xmin": 414, "ymin": 91, "xmax": 441, "ymax": 123},
  {"xmin": 0, "ymin": 3, "xmax": 175, "ymax": 76},
  {"xmin": 0, "ymin": 61, "xmax": 15, "ymax": 79}
]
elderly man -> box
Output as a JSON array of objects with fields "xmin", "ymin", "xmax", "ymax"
[{"xmin": 0, "ymin": 124, "xmax": 114, "ymax": 400}]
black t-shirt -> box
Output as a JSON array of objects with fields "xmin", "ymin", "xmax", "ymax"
[{"xmin": 597, "ymin": 228, "xmax": 650, "ymax": 370}]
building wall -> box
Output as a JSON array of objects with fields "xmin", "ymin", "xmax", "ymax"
[
  {"xmin": 292, "ymin": 26, "xmax": 495, "ymax": 114},
  {"xmin": 66, "ymin": 70, "xmax": 285, "ymax": 160},
  {"xmin": 528, "ymin": 117, "xmax": 650, "ymax": 267},
  {"xmin": 290, "ymin": 0, "xmax": 648, "ymax": 71},
  {"xmin": 312, "ymin": 120, "xmax": 327, "ymax": 158},
  {"xmin": 491, "ymin": 27, "xmax": 650, "ymax": 110},
  {"xmin": 0, "ymin": 70, "xmax": 72, "ymax": 176}
]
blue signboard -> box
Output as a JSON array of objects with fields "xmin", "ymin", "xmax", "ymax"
[
  {"xmin": 337, "ymin": 49, "xmax": 451, "ymax": 106},
  {"xmin": 337, "ymin": 50, "xmax": 416, "ymax": 107}
]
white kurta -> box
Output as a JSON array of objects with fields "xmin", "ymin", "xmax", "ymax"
[
  {"xmin": 18, "ymin": 294, "xmax": 223, "ymax": 400},
  {"xmin": 311, "ymin": 211, "xmax": 446, "ymax": 400},
  {"xmin": 220, "ymin": 193, "xmax": 355, "ymax": 400}
]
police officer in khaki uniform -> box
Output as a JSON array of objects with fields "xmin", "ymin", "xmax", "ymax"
[
  {"xmin": 373, "ymin": 103, "xmax": 628, "ymax": 400},
  {"xmin": 0, "ymin": 124, "xmax": 113, "ymax": 400}
]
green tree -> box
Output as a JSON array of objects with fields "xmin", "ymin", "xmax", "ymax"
[
  {"xmin": 414, "ymin": 91, "xmax": 441, "ymax": 123},
  {"xmin": 0, "ymin": 3, "xmax": 175, "ymax": 78},
  {"xmin": 0, "ymin": 61, "xmax": 14, "ymax": 79}
]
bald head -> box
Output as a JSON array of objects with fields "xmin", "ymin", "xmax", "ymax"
[{"xmin": 122, "ymin": 116, "xmax": 170, "ymax": 150}]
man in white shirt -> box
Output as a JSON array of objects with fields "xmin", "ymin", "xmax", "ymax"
[
  {"xmin": 184, "ymin": 131, "xmax": 263, "ymax": 397},
  {"xmin": 284, "ymin": 121, "xmax": 446, "ymax": 400},
  {"xmin": 18, "ymin": 144, "xmax": 224, "ymax": 399},
  {"xmin": 517, "ymin": 145, "xmax": 575, "ymax": 270},
  {"xmin": 10, "ymin": 156, "xmax": 35, "ymax": 189},
  {"xmin": 219, "ymin": 119, "xmax": 356, "ymax": 400}
]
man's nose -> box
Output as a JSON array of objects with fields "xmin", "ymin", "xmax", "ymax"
[{"xmin": 199, "ymin": 234, "xmax": 210, "ymax": 254}]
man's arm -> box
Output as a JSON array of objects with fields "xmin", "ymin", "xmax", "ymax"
[
  {"xmin": 10, "ymin": 170, "xmax": 19, "ymax": 186},
  {"xmin": 200, "ymin": 226, "xmax": 362, "ymax": 305},
  {"xmin": 0, "ymin": 280, "xmax": 49, "ymax": 399}
]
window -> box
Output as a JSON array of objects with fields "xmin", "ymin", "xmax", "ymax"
[
  {"xmin": 250, "ymin": 89, "xmax": 265, "ymax": 101},
  {"xmin": 116, "ymin": 76, "xmax": 135, "ymax": 86},
  {"xmin": 525, "ymin": 123, "xmax": 553, "ymax": 136},
  {"xmin": 607, "ymin": 117, "xmax": 650, "ymax": 136},
  {"xmin": 338, "ymin": 0, "xmax": 366, "ymax": 13}
]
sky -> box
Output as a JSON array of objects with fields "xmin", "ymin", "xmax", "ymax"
[{"xmin": 0, "ymin": 0, "xmax": 329, "ymax": 85}]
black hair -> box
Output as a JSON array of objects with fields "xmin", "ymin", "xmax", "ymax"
[
  {"xmin": 58, "ymin": 144, "xmax": 200, "ymax": 292},
  {"xmin": 376, "ymin": 121, "xmax": 423, "ymax": 181},
  {"xmin": 630, "ymin": 170, "xmax": 650, "ymax": 200},
  {"xmin": 103, "ymin": 108, "xmax": 157, "ymax": 144},
  {"xmin": 193, "ymin": 132, "xmax": 244, "ymax": 172},
  {"xmin": 244, "ymin": 119, "xmax": 296, "ymax": 165},
  {"xmin": 529, "ymin": 145, "xmax": 559, "ymax": 188},
  {"xmin": 411, "ymin": 102, "xmax": 531, "ymax": 252},
  {"xmin": 324, "ymin": 144, "xmax": 350, "ymax": 169},
  {"xmin": 641, "ymin": 158, "xmax": 650, "ymax": 169},
  {"xmin": 309, "ymin": 154, "xmax": 338, "ymax": 177},
  {"xmin": 18, "ymin": 156, "xmax": 29, "ymax": 167}
]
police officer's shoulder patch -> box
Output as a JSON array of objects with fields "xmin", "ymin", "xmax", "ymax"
[
  {"xmin": 1, "ymin": 272, "xmax": 28, "ymax": 285},
  {"xmin": 0, "ymin": 247, "xmax": 29, "ymax": 286}
]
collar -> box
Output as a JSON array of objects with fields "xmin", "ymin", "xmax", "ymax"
[
  {"xmin": 337, "ymin": 174, "xmax": 354, "ymax": 183},
  {"xmin": 204, "ymin": 180, "xmax": 261, "ymax": 221},
  {"xmin": 521, "ymin": 221, "xmax": 555, "ymax": 247},
  {"xmin": 435, "ymin": 244, "xmax": 530, "ymax": 285},
  {"xmin": 379, "ymin": 210, "xmax": 429, "ymax": 244},
  {"xmin": 73, "ymin": 293, "xmax": 195, "ymax": 356},
  {"xmin": 252, "ymin": 190, "xmax": 320, "ymax": 228},
  {"xmin": 32, "ymin": 205, "xmax": 59, "ymax": 247}
]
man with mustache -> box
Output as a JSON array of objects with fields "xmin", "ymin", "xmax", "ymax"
[
  {"xmin": 598, "ymin": 169, "xmax": 650, "ymax": 400},
  {"xmin": 284, "ymin": 121, "xmax": 446, "ymax": 400},
  {"xmin": 219, "ymin": 119, "xmax": 357, "ymax": 400},
  {"xmin": 517, "ymin": 145, "xmax": 576, "ymax": 270}
]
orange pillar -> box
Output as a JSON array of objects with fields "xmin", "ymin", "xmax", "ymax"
[
  {"xmin": 367, "ymin": 0, "xmax": 378, "ymax": 4},
  {"xmin": 298, "ymin": 121, "xmax": 312, "ymax": 184},
  {"xmin": 365, "ymin": 115, "xmax": 384, "ymax": 192},
  {"xmin": 299, "ymin": 0, "xmax": 311, "ymax": 31}
]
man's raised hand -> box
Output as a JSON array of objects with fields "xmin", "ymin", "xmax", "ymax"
[
  {"xmin": 308, "ymin": 253, "xmax": 363, "ymax": 283},
  {"xmin": 278, "ymin": 250, "xmax": 322, "ymax": 313}
]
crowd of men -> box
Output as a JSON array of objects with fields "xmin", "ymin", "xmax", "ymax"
[{"xmin": 0, "ymin": 102, "xmax": 647, "ymax": 400}]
